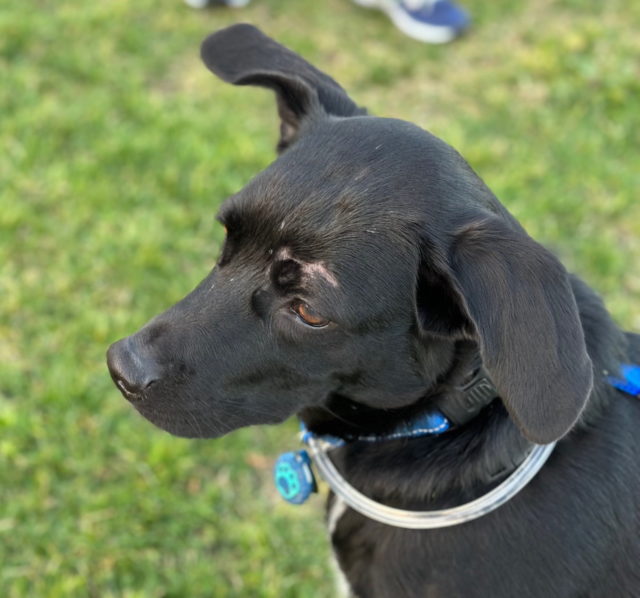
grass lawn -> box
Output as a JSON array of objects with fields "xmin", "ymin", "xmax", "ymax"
[{"xmin": 1, "ymin": 0, "xmax": 638, "ymax": 596}]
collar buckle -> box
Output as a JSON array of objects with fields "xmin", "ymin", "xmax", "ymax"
[{"xmin": 436, "ymin": 366, "xmax": 499, "ymax": 427}]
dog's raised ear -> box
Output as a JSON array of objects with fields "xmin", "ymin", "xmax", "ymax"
[
  {"xmin": 201, "ymin": 24, "xmax": 365, "ymax": 152},
  {"xmin": 417, "ymin": 214, "xmax": 593, "ymax": 444}
]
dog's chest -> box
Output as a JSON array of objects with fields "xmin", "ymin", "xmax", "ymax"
[{"xmin": 327, "ymin": 497, "xmax": 353, "ymax": 597}]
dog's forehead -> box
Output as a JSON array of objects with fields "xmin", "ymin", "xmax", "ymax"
[{"xmin": 225, "ymin": 117, "xmax": 447, "ymax": 238}]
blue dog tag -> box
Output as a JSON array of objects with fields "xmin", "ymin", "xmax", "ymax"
[{"xmin": 274, "ymin": 450, "xmax": 317, "ymax": 504}]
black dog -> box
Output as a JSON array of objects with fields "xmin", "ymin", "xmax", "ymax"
[{"xmin": 107, "ymin": 24, "xmax": 640, "ymax": 597}]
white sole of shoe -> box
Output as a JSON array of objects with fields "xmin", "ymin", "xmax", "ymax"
[
  {"xmin": 353, "ymin": 0, "xmax": 459, "ymax": 44},
  {"xmin": 184, "ymin": 0, "xmax": 250, "ymax": 8}
]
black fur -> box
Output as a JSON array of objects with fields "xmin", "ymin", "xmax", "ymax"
[{"xmin": 107, "ymin": 24, "xmax": 640, "ymax": 597}]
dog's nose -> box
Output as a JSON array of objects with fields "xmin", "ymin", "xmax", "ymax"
[{"xmin": 107, "ymin": 337, "xmax": 160, "ymax": 402}]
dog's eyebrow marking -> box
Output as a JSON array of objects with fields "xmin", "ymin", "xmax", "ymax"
[
  {"xmin": 274, "ymin": 248, "xmax": 339, "ymax": 288},
  {"xmin": 301, "ymin": 262, "xmax": 339, "ymax": 288}
]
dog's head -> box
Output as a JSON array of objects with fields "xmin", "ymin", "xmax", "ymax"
[{"xmin": 107, "ymin": 24, "xmax": 593, "ymax": 444}]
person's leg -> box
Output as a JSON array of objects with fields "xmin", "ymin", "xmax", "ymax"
[{"xmin": 353, "ymin": 0, "xmax": 470, "ymax": 43}]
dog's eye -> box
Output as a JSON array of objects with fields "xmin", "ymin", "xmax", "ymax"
[{"xmin": 290, "ymin": 300, "xmax": 329, "ymax": 328}]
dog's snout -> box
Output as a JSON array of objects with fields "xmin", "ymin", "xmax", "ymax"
[{"xmin": 107, "ymin": 337, "xmax": 160, "ymax": 402}]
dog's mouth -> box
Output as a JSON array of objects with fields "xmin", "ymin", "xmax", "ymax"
[{"xmin": 114, "ymin": 378, "xmax": 148, "ymax": 403}]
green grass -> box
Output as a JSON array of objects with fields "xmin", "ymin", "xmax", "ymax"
[{"xmin": 1, "ymin": 0, "xmax": 639, "ymax": 596}]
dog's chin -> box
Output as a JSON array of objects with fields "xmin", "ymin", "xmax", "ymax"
[
  {"xmin": 123, "ymin": 392, "xmax": 294, "ymax": 439},
  {"xmin": 129, "ymin": 399, "xmax": 231, "ymax": 439}
]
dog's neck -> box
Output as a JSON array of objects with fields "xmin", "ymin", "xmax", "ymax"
[
  {"xmin": 301, "ymin": 341, "xmax": 479, "ymax": 437},
  {"xmin": 299, "ymin": 343, "xmax": 535, "ymax": 508}
]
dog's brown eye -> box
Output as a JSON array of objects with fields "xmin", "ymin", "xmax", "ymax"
[{"xmin": 291, "ymin": 301, "xmax": 329, "ymax": 327}]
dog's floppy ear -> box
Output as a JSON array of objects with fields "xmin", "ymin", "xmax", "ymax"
[
  {"xmin": 418, "ymin": 214, "xmax": 593, "ymax": 444},
  {"xmin": 201, "ymin": 24, "xmax": 365, "ymax": 152}
]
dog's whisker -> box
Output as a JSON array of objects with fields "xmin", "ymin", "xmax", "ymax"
[{"xmin": 184, "ymin": 408, "xmax": 204, "ymax": 437}]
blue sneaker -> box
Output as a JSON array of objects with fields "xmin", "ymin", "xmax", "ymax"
[{"xmin": 354, "ymin": 0, "xmax": 470, "ymax": 44}]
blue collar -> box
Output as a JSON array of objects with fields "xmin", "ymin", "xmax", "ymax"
[
  {"xmin": 301, "ymin": 359, "xmax": 500, "ymax": 449},
  {"xmin": 300, "ymin": 409, "xmax": 451, "ymax": 448}
]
